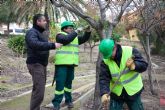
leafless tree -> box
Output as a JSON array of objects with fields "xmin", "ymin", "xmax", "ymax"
[
  {"xmin": 50, "ymin": 0, "xmax": 133, "ymax": 109},
  {"xmin": 131, "ymin": 0, "xmax": 165, "ymax": 94}
]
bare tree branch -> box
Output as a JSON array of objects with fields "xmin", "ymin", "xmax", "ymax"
[
  {"xmin": 50, "ymin": 0, "xmax": 62, "ymax": 7},
  {"xmin": 51, "ymin": 0, "xmax": 98, "ymax": 29},
  {"xmin": 103, "ymin": 0, "xmax": 111, "ymax": 10},
  {"xmin": 113, "ymin": 0, "xmax": 132, "ymax": 26},
  {"xmin": 97, "ymin": 0, "xmax": 106, "ymax": 21},
  {"xmin": 147, "ymin": 16, "xmax": 165, "ymax": 32}
]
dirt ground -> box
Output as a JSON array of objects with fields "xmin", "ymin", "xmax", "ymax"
[{"xmin": 142, "ymin": 55, "xmax": 165, "ymax": 110}]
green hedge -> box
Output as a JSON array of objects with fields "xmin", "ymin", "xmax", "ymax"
[{"xmin": 8, "ymin": 35, "xmax": 26, "ymax": 54}]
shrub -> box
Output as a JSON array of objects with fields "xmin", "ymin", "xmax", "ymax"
[
  {"xmin": 8, "ymin": 35, "xmax": 26, "ymax": 54},
  {"xmin": 112, "ymin": 33, "xmax": 121, "ymax": 42}
]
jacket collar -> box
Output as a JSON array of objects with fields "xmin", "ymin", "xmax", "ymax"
[{"xmin": 33, "ymin": 25, "xmax": 45, "ymax": 33}]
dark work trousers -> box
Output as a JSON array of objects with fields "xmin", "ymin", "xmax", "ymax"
[
  {"xmin": 52, "ymin": 65, "xmax": 74, "ymax": 108},
  {"xmin": 27, "ymin": 63, "xmax": 47, "ymax": 110},
  {"xmin": 109, "ymin": 94, "xmax": 144, "ymax": 110}
]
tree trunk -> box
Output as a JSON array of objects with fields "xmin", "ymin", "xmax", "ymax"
[
  {"xmin": 94, "ymin": 53, "xmax": 101, "ymax": 110},
  {"xmin": 93, "ymin": 27, "xmax": 113, "ymax": 109},
  {"xmin": 107, "ymin": 24, "xmax": 114, "ymax": 38},
  {"xmin": 51, "ymin": 4, "xmax": 56, "ymax": 23},
  {"xmin": 90, "ymin": 47, "xmax": 93, "ymax": 63},
  {"xmin": 7, "ymin": 22, "xmax": 10, "ymax": 37},
  {"xmin": 44, "ymin": 0, "xmax": 50, "ymax": 38},
  {"xmin": 55, "ymin": 7, "xmax": 59, "ymax": 23},
  {"xmin": 146, "ymin": 35, "xmax": 155, "ymax": 94}
]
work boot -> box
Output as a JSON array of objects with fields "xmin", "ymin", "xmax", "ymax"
[
  {"xmin": 52, "ymin": 106, "xmax": 60, "ymax": 110},
  {"xmin": 65, "ymin": 102, "xmax": 74, "ymax": 108}
]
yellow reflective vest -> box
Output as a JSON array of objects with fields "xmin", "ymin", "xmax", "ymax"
[
  {"xmin": 103, "ymin": 46, "xmax": 143, "ymax": 96},
  {"xmin": 54, "ymin": 32, "xmax": 79, "ymax": 65}
]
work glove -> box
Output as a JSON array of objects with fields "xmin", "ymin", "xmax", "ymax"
[
  {"xmin": 75, "ymin": 27, "xmax": 83, "ymax": 33},
  {"xmin": 101, "ymin": 94, "xmax": 110, "ymax": 104},
  {"xmin": 75, "ymin": 25, "xmax": 91, "ymax": 33},
  {"xmin": 126, "ymin": 58, "xmax": 135, "ymax": 70},
  {"xmin": 84, "ymin": 25, "xmax": 91, "ymax": 32}
]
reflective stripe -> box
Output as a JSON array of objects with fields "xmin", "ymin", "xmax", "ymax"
[
  {"xmin": 122, "ymin": 73, "xmax": 139, "ymax": 84},
  {"xmin": 111, "ymin": 74, "xmax": 119, "ymax": 77},
  {"xmin": 56, "ymin": 51, "xmax": 79, "ymax": 55},
  {"xmin": 64, "ymin": 87, "xmax": 72, "ymax": 92},
  {"xmin": 111, "ymin": 69, "xmax": 130, "ymax": 77},
  {"xmin": 121, "ymin": 69, "xmax": 130, "ymax": 74},
  {"xmin": 67, "ymin": 44, "xmax": 79, "ymax": 47},
  {"xmin": 111, "ymin": 69, "xmax": 129, "ymax": 77},
  {"xmin": 55, "ymin": 90, "xmax": 64, "ymax": 95},
  {"xmin": 116, "ymin": 73, "xmax": 139, "ymax": 85}
]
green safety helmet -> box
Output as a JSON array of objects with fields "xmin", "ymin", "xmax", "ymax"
[
  {"xmin": 61, "ymin": 21, "xmax": 74, "ymax": 30},
  {"xmin": 99, "ymin": 39, "xmax": 115, "ymax": 59}
]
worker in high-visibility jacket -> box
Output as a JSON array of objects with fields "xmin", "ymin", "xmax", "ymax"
[
  {"xmin": 52, "ymin": 21, "xmax": 91, "ymax": 110},
  {"xmin": 99, "ymin": 39, "xmax": 148, "ymax": 110}
]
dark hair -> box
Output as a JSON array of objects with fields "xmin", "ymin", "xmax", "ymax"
[{"xmin": 33, "ymin": 14, "xmax": 45, "ymax": 25}]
